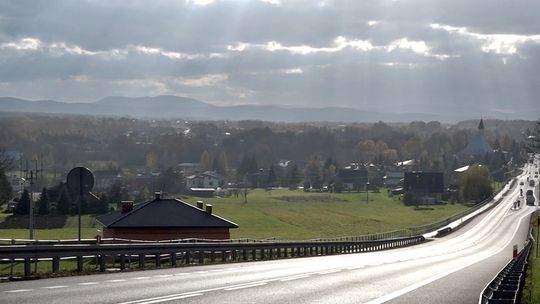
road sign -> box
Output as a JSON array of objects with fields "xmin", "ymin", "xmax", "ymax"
[{"xmin": 66, "ymin": 167, "xmax": 94, "ymax": 194}]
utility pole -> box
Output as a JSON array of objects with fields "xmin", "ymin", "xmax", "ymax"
[{"xmin": 23, "ymin": 157, "xmax": 42, "ymax": 240}]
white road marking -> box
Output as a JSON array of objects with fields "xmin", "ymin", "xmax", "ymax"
[
  {"xmin": 194, "ymin": 271, "xmax": 208, "ymax": 274},
  {"xmin": 132, "ymin": 276, "xmax": 150, "ymax": 280},
  {"xmin": 224, "ymin": 282, "xmax": 267, "ymax": 291},
  {"xmin": 78, "ymin": 282, "xmax": 99, "ymax": 286},
  {"xmin": 106, "ymin": 279, "xmax": 127, "ymax": 283},
  {"xmin": 4, "ymin": 289, "xmax": 33, "ymax": 293},
  {"xmin": 280, "ymin": 274, "xmax": 310, "ymax": 282},
  {"xmin": 318, "ymin": 269, "xmax": 342, "ymax": 274},
  {"xmin": 173, "ymin": 272, "xmax": 189, "ymax": 276},
  {"xmin": 42, "ymin": 285, "xmax": 67, "ymax": 289},
  {"xmin": 137, "ymin": 293, "xmax": 203, "ymax": 304},
  {"xmin": 210, "ymin": 269, "xmax": 224, "ymax": 272},
  {"xmin": 153, "ymin": 275, "xmax": 172, "ymax": 278}
]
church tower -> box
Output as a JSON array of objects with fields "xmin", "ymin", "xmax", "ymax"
[{"xmin": 459, "ymin": 119, "xmax": 493, "ymax": 156}]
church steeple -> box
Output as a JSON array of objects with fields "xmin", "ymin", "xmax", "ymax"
[{"xmin": 478, "ymin": 118, "xmax": 485, "ymax": 130}]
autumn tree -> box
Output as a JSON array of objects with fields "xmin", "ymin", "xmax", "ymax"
[{"xmin": 460, "ymin": 165, "xmax": 493, "ymax": 202}]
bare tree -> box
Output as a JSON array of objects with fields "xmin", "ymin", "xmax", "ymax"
[
  {"xmin": 527, "ymin": 119, "xmax": 540, "ymax": 153},
  {"xmin": 0, "ymin": 148, "xmax": 13, "ymax": 172}
]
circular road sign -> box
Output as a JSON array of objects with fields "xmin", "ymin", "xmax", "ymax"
[{"xmin": 66, "ymin": 167, "xmax": 94, "ymax": 194}]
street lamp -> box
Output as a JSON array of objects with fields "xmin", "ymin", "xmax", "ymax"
[{"xmin": 366, "ymin": 181, "xmax": 370, "ymax": 203}]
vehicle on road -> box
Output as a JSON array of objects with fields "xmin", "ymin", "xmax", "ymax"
[
  {"xmin": 526, "ymin": 190, "xmax": 535, "ymax": 206},
  {"xmin": 530, "ymin": 179, "xmax": 535, "ymax": 187},
  {"xmin": 520, "ymin": 181, "xmax": 524, "ymax": 186}
]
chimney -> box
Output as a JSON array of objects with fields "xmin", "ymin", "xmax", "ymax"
[
  {"xmin": 154, "ymin": 191, "xmax": 161, "ymax": 200},
  {"xmin": 205, "ymin": 204, "xmax": 213, "ymax": 214},
  {"xmin": 121, "ymin": 201, "xmax": 134, "ymax": 213},
  {"xmin": 196, "ymin": 200, "xmax": 204, "ymax": 209}
]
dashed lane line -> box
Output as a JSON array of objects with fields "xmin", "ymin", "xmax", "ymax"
[
  {"xmin": 78, "ymin": 282, "xmax": 99, "ymax": 286},
  {"xmin": 280, "ymin": 274, "xmax": 310, "ymax": 282},
  {"xmin": 224, "ymin": 282, "xmax": 268, "ymax": 291},
  {"xmin": 106, "ymin": 279, "xmax": 127, "ymax": 283},
  {"xmin": 4, "ymin": 289, "xmax": 33, "ymax": 293},
  {"xmin": 42, "ymin": 285, "xmax": 68, "ymax": 289},
  {"xmin": 136, "ymin": 293, "xmax": 203, "ymax": 304}
]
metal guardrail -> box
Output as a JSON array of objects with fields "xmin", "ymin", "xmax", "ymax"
[
  {"xmin": 480, "ymin": 211, "xmax": 537, "ymax": 304},
  {"xmin": 480, "ymin": 242, "xmax": 532, "ymax": 304},
  {"xmin": 0, "ymin": 235, "xmax": 425, "ymax": 278}
]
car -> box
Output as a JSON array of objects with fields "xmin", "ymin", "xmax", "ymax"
[
  {"xmin": 526, "ymin": 190, "xmax": 535, "ymax": 206},
  {"xmin": 520, "ymin": 181, "xmax": 524, "ymax": 185}
]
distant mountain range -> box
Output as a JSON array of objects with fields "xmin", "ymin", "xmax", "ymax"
[{"xmin": 0, "ymin": 96, "xmax": 535, "ymax": 122}]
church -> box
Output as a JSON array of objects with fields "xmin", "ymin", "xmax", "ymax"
[{"xmin": 459, "ymin": 119, "xmax": 493, "ymax": 157}]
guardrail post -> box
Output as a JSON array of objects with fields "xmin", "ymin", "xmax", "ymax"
[
  {"xmin": 260, "ymin": 248, "xmax": 266, "ymax": 260},
  {"xmin": 99, "ymin": 255, "xmax": 106, "ymax": 272},
  {"xmin": 170, "ymin": 252, "xmax": 177, "ymax": 267},
  {"xmin": 184, "ymin": 251, "xmax": 190, "ymax": 265},
  {"xmin": 24, "ymin": 258, "xmax": 31, "ymax": 277},
  {"xmin": 77, "ymin": 256, "xmax": 84, "ymax": 273},
  {"xmin": 242, "ymin": 249, "xmax": 248, "ymax": 261},
  {"xmin": 222, "ymin": 250, "xmax": 227, "ymax": 262},
  {"xmin": 251, "ymin": 249, "xmax": 256, "ymax": 261},
  {"xmin": 120, "ymin": 254, "xmax": 126, "ymax": 270},
  {"xmin": 52, "ymin": 257, "xmax": 60, "ymax": 273},
  {"xmin": 277, "ymin": 247, "xmax": 281, "ymax": 258},
  {"xmin": 211, "ymin": 251, "xmax": 216, "ymax": 263},
  {"xmin": 232, "ymin": 250, "xmax": 238, "ymax": 261},
  {"xmin": 198, "ymin": 251, "xmax": 204, "ymax": 264},
  {"xmin": 139, "ymin": 254, "xmax": 145, "ymax": 268},
  {"xmin": 155, "ymin": 253, "xmax": 161, "ymax": 267}
]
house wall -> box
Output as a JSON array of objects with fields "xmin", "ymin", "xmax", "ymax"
[{"xmin": 101, "ymin": 227, "xmax": 231, "ymax": 241}]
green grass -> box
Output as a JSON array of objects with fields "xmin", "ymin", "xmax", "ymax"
[
  {"xmin": 0, "ymin": 189, "xmax": 469, "ymax": 241},
  {"xmin": 522, "ymin": 223, "xmax": 540, "ymax": 304},
  {"xmin": 183, "ymin": 188, "xmax": 469, "ymax": 240}
]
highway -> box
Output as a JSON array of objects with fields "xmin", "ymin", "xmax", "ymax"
[{"xmin": 0, "ymin": 161, "xmax": 538, "ymax": 304}]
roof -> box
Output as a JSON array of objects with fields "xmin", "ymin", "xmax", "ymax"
[
  {"xmin": 96, "ymin": 197, "xmax": 238, "ymax": 229},
  {"xmin": 454, "ymin": 165, "xmax": 470, "ymax": 173},
  {"xmin": 460, "ymin": 131, "xmax": 493, "ymax": 156}
]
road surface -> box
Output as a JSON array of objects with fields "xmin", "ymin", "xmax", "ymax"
[{"xmin": 1, "ymin": 162, "xmax": 538, "ymax": 304}]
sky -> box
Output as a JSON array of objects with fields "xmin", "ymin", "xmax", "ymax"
[{"xmin": 0, "ymin": 0, "xmax": 539, "ymax": 119}]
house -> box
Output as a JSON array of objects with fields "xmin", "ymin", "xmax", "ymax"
[
  {"xmin": 186, "ymin": 171, "xmax": 224, "ymax": 189},
  {"xmin": 384, "ymin": 171, "xmax": 404, "ymax": 188},
  {"xmin": 177, "ymin": 163, "xmax": 201, "ymax": 176},
  {"xmin": 95, "ymin": 193, "xmax": 238, "ymax": 240},
  {"xmin": 403, "ymin": 172, "xmax": 444, "ymax": 204},
  {"xmin": 335, "ymin": 163, "xmax": 368, "ymax": 191}
]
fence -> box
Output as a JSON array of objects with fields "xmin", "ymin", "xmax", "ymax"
[{"xmin": 0, "ymin": 235, "xmax": 424, "ymax": 278}]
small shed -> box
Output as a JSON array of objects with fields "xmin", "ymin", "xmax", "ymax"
[{"xmin": 95, "ymin": 193, "xmax": 238, "ymax": 241}]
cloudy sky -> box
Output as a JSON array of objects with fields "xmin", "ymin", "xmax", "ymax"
[{"xmin": 0, "ymin": 0, "xmax": 539, "ymax": 119}]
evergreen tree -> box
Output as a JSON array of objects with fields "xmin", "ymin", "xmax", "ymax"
[
  {"xmin": 56, "ymin": 189, "xmax": 71, "ymax": 215},
  {"xmin": 15, "ymin": 189, "xmax": 30, "ymax": 215},
  {"xmin": 97, "ymin": 193, "xmax": 109, "ymax": 214},
  {"xmin": 37, "ymin": 187, "xmax": 49, "ymax": 215},
  {"xmin": 0, "ymin": 168, "xmax": 12, "ymax": 206}
]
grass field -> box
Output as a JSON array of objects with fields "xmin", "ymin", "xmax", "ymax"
[
  {"xmin": 0, "ymin": 189, "xmax": 469, "ymax": 240},
  {"xmin": 184, "ymin": 188, "xmax": 468, "ymax": 240},
  {"xmin": 522, "ymin": 221, "xmax": 540, "ymax": 304}
]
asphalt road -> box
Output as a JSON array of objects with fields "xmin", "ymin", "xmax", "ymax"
[{"xmin": 1, "ymin": 162, "xmax": 538, "ymax": 304}]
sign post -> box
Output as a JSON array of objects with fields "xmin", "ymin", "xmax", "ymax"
[
  {"xmin": 536, "ymin": 216, "xmax": 540, "ymax": 258},
  {"xmin": 66, "ymin": 167, "xmax": 94, "ymax": 242}
]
